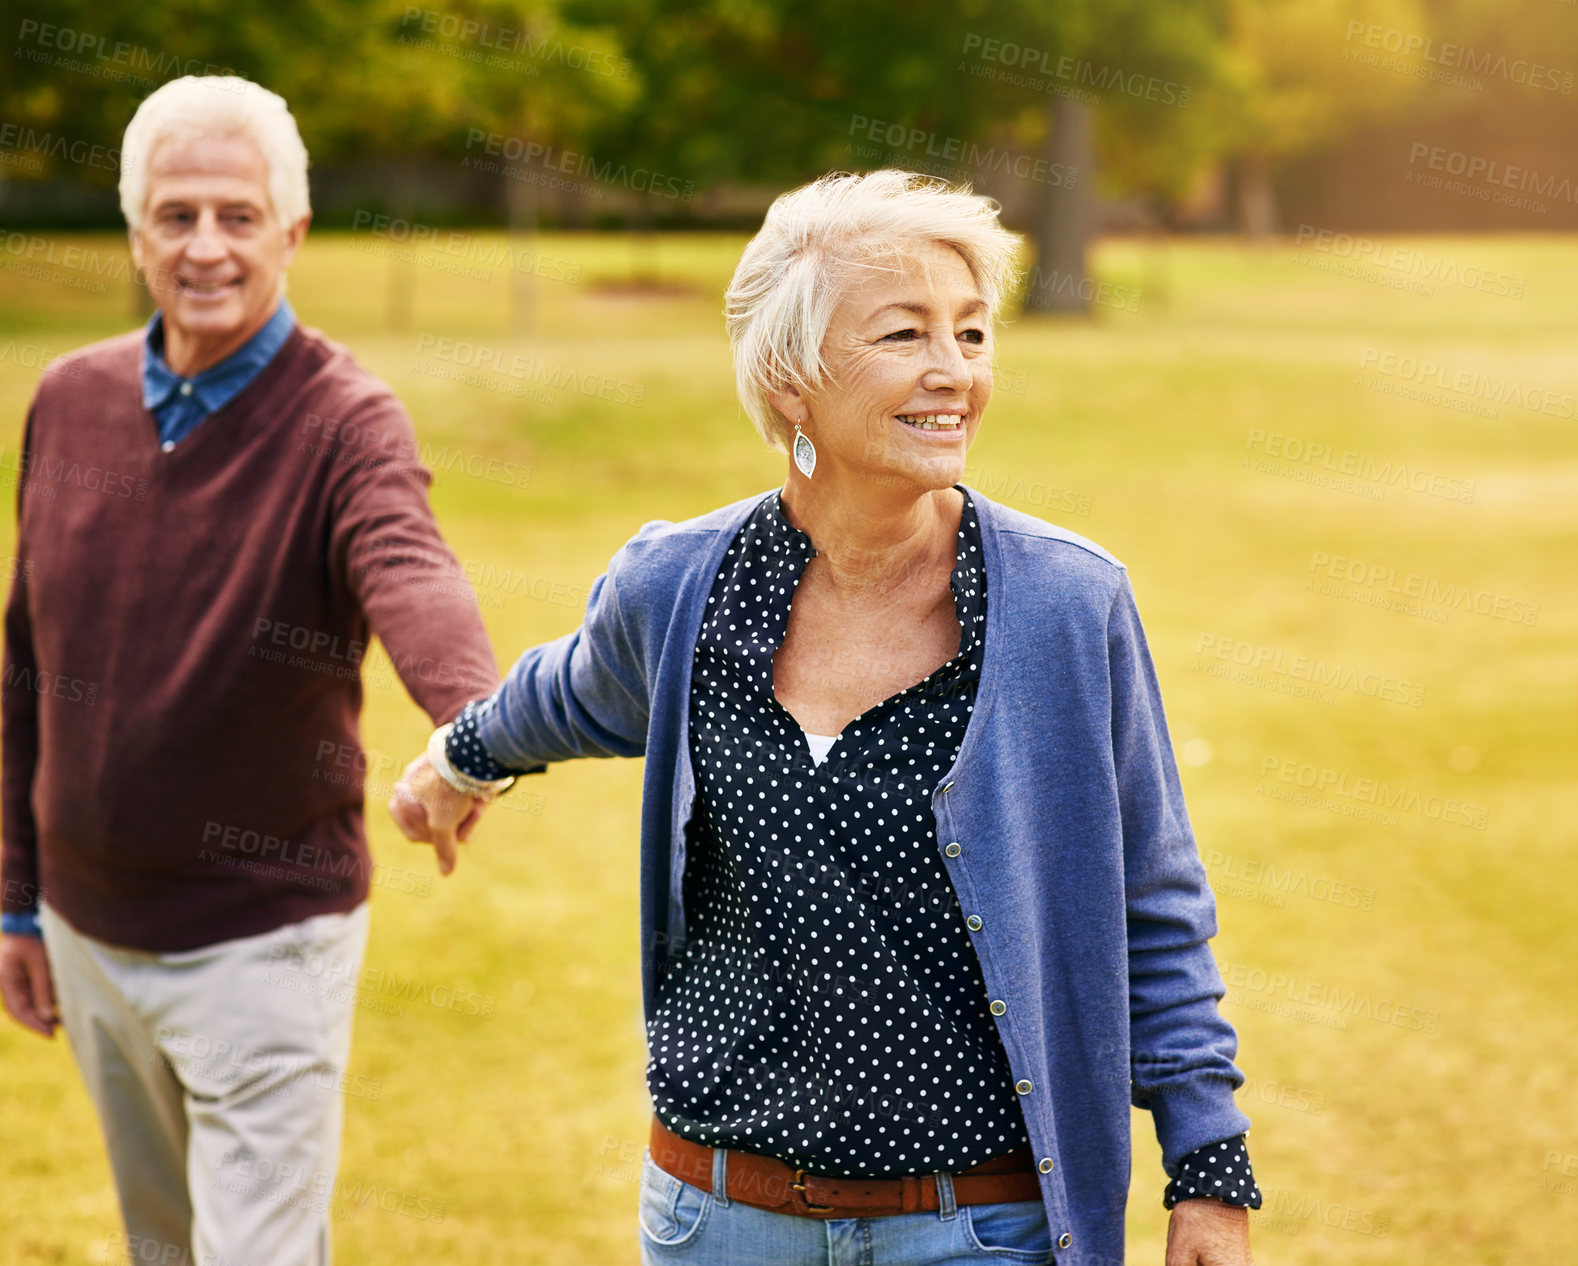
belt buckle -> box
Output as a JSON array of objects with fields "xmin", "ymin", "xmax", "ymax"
[{"xmin": 789, "ymin": 1168, "xmax": 834, "ymax": 1215}]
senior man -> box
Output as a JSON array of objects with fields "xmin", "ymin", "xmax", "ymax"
[{"xmin": 0, "ymin": 76, "xmax": 498, "ymax": 1266}]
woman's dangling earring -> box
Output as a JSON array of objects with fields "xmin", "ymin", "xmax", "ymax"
[{"xmin": 793, "ymin": 423, "xmax": 817, "ymax": 479}]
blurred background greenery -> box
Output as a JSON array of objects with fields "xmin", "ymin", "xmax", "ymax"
[{"xmin": 1, "ymin": 2, "xmax": 1575, "ymax": 1264}]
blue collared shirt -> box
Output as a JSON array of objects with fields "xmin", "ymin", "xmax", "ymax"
[{"xmin": 141, "ymin": 297, "xmax": 296, "ymax": 449}]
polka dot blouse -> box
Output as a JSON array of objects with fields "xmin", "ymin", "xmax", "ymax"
[
  {"xmin": 642, "ymin": 488, "xmax": 1032, "ymax": 1178},
  {"xmin": 447, "ymin": 489, "xmax": 1260, "ymax": 1204}
]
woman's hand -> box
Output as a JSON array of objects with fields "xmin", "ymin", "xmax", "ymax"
[
  {"xmin": 388, "ymin": 754, "xmax": 489, "ymax": 876},
  {"xmin": 1165, "ymin": 1198, "xmax": 1253, "ymax": 1266}
]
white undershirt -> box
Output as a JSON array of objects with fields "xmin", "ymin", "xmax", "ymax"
[{"xmin": 802, "ymin": 729, "xmax": 838, "ymax": 766}]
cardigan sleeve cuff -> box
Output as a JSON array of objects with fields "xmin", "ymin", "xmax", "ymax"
[{"xmin": 1144, "ymin": 1074, "xmax": 1252, "ymax": 1175}]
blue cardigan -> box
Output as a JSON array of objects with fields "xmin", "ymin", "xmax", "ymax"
[{"xmin": 478, "ymin": 487, "xmax": 1251, "ymax": 1266}]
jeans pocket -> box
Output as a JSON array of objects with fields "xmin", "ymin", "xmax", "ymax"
[
  {"xmin": 638, "ymin": 1149, "xmax": 712, "ymax": 1250},
  {"xmin": 961, "ymin": 1199, "xmax": 1056, "ymax": 1263}
]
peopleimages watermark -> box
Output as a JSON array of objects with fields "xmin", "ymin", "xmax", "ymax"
[
  {"xmin": 1218, "ymin": 958, "xmax": 1440, "ymax": 1035},
  {"xmin": 1291, "ymin": 225, "xmax": 1526, "ymax": 300},
  {"xmin": 313, "ymin": 737, "xmax": 548, "ymax": 819},
  {"xmin": 412, "ymin": 333, "xmax": 645, "ymax": 406},
  {"xmin": 463, "ymin": 128, "xmax": 695, "ymax": 201},
  {"xmin": 0, "ymin": 229, "xmax": 114, "ymax": 296},
  {"xmin": 961, "ymin": 464, "xmax": 1092, "ymax": 517},
  {"xmin": 1342, "ymin": 21, "xmax": 1575, "ymax": 95},
  {"xmin": 0, "ymin": 229, "xmax": 228, "ymax": 298},
  {"xmin": 1542, "ymin": 1149, "xmax": 1578, "ymax": 1199},
  {"xmin": 300, "ymin": 411, "xmax": 533, "ymax": 490},
  {"xmin": 198, "ymin": 818, "xmax": 434, "ymax": 897},
  {"xmin": 1203, "ymin": 847, "xmax": 1377, "ymax": 911},
  {"xmin": 1259, "ymin": 1189, "xmax": 1391, "ymax": 1240},
  {"xmin": 1255, "ymin": 754, "xmax": 1490, "ymax": 831},
  {"xmin": 0, "ymin": 339, "xmax": 85, "ymax": 380},
  {"xmin": 398, "ymin": 6, "xmax": 631, "ymax": 78},
  {"xmin": 1357, "ymin": 346, "xmax": 1575, "ymax": 421},
  {"xmin": 1022, "ymin": 267, "xmax": 1141, "ymax": 314},
  {"xmin": 349, "ymin": 211, "xmax": 583, "ymax": 285},
  {"xmin": 1307, "ymin": 549, "xmax": 1539, "ymax": 628},
  {"xmin": 1194, "ymin": 632, "xmax": 1426, "ymax": 708},
  {"xmin": 356, "ymin": 537, "xmax": 587, "ymax": 613},
  {"xmin": 153, "ymin": 1024, "xmax": 383, "ymax": 1101},
  {"xmin": 212, "ymin": 1154, "xmax": 447, "ymax": 1224},
  {"xmin": 1404, "ymin": 142, "xmax": 1574, "ymax": 217},
  {"xmin": 1238, "ymin": 1074, "xmax": 1327, "ymax": 1116},
  {"xmin": 0, "ymin": 119, "xmax": 119, "ymax": 174},
  {"xmin": 845, "ymin": 114, "xmax": 1077, "ymax": 189},
  {"xmin": 0, "ymin": 443, "xmax": 147, "ymax": 502},
  {"xmin": 263, "ymin": 943, "xmax": 498, "ymax": 1022},
  {"xmin": 15, "ymin": 20, "xmax": 237, "ymax": 91},
  {"xmin": 959, "ymin": 33, "xmax": 1192, "ymax": 107},
  {"xmin": 1243, "ymin": 428, "xmax": 1476, "ymax": 504}
]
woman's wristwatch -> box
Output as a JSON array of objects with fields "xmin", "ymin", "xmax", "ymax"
[{"xmin": 426, "ymin": 723, "xmax": 516, "ymax": 801}]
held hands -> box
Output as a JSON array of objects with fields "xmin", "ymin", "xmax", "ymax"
[
  {"xmin": 1166, "ymin": 1198, "xmax": 1253, "ymax": 1266},
  {"xmin": 388, "ymin": 754, "xmax": 490, "ymax": 876},
  {"xmin": 0, "ymin": 934, "xmax": 57, "ymax": 1037}
]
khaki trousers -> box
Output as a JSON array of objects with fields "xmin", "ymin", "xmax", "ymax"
[{"xmin": 41, "ymin": 901, "xmax": 369, "ymax": 1266}]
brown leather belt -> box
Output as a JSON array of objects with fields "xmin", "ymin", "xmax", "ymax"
[{"xmin": 648, "ymin": 1115, "xmax": 1043, "ymax": 1219}]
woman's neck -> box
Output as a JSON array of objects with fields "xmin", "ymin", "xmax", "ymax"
[{"xmin": 779, "ymin": 471, "xmax": 961, "ymax": 602}]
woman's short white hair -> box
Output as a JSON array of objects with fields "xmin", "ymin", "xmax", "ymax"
[
  {"xmin": 119, "ymin": 76, "xmax": 310, "ymax": 235},
  {"xmin": 725, "ymin": 169, "xmax": 1022, "ymax": 450}
]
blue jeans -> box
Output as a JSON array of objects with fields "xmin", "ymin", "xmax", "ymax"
[{"xmin": 637, "ymin": 1146, "xmax": 1056, "ymax": 1265}]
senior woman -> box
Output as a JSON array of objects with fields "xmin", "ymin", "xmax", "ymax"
[{"xmin": 390, "ymin": 169, "xmax": 1259, "ymax": 1266}]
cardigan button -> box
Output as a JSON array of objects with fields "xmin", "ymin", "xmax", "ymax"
[
  {"xmin": 989, "ymin": 999, "xmax": 1006, "ymax": 1016},
  {"xmin": 1038, "ymin": 1157, "xmax": 1055, "ymax": 1173},
  {"xmin": 944, "ymin": 842, "xmax": 961, "ymax": 857},
  {"xmin": 1015, "ymin": 1079, "xmax": 1033, "ymax": 1094},
  {"xmin": 965, "ymin": 915, "xmax": 982, "ymax": 931},
  {"xmin": 1058, "ymin": 1232, "xmax": 1073, "ymax": 1249}
]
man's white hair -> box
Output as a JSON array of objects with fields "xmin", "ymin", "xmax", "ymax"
[
  {"xmin": 119, "ymin": 76, "xmax": 310, "ymax": 234},
  {"xmin": 724, "ymin": 169, "xmax": 1023, "ymax": 451}
]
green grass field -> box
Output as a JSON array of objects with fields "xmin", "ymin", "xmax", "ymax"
[{"xmin": 0, "ymin": 227, "xmax": 1573, "ymax": 1264}]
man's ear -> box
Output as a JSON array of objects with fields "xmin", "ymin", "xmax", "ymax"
[{"xmin": 280, "ymin": 213, "xmax": 312, "ymax": 269}]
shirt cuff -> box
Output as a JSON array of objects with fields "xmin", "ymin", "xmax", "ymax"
[
  {"xmin": 1, "ymin": 911, "xmax": 42, "ymax": 938},
  {"xmin": 1163, "ymin": 1135, "xmax": 1262, "ymax": 1209},
  {"xmin": 445, "ymin": 697, "xmax": 527, "ymax": 781}
]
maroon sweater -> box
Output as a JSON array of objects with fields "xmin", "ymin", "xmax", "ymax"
[{"xmin": 1, "ymin": 324, "xmax": 499, "ymax": 950}]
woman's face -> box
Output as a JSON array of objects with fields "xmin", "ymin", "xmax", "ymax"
[{"xmin": 788, "ymin": 239, "xmax": 993, "ymax": 495}]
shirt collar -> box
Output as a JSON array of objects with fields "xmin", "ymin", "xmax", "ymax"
[
  {"xmin": 141, "ymin": 297, "xmax": 296, "ymax": 416},
  {"xmin": 760, "ymin": 486, "xmax": 985, "ymax": 667},
  {"xmin": 762, "ymin": 488, "xmax": 981, "ymax": 594}
]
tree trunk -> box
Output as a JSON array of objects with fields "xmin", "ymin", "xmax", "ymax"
[
  {"xmin": 1025, "ymin": 95, "xmax": 1095, "ymax": 315},
  {"xmin": 384, "ymin": 165, "xmax": 416, "ymax": 332},
  {"xmin": 505, "ymin": 169, "xmax": 539, "ymax": 334},
  {"xmin": 1231, "ymin": 152, "xmax": 1279, "ymax": 238}
]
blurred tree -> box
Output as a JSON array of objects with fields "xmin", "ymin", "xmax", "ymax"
[
  {"xmin": 564, "ymin": 0, "xmax": 1229, "ymax": 311},
  {"xmin": 1183, "ymin": 0, "xmax": 1434, "ymax": 236},
  {"xmin": 0, "ymin": 0, "xmax": 634, "ymax": 215}
]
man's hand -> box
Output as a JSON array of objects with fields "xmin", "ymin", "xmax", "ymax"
[
  {"xmin": 1166, "ymin": 1198, "xmax": 1253, "ymax": 1266},
  {"xmin": 0, "ymin": 933, "xmax": 57, "ymax": 1037},
  {"xmin": 388, "ymin": 754, "xmax": 490, "ymax": 876}
]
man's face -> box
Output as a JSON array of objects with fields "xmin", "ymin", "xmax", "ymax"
[{"xmin": 130, "ymin": 132, "xmax": 307, "ymax": 374}]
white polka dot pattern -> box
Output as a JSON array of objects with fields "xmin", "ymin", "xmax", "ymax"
[
  {"xmin": 1163, "ymin": 1136, "xmax": 1262, "ymax": 1209},
  {"xmin": 645, "ymin": 489, "xmax": 1033, "ymax": 1177}
]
